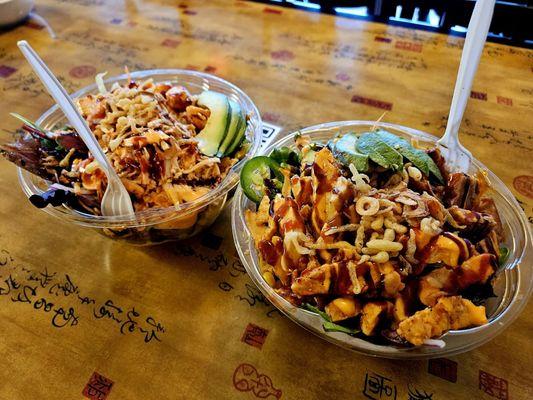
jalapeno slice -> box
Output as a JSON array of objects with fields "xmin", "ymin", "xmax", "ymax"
[{"xmin": 240, "ymin": 156, "xmax": 284, "ymax": 203}]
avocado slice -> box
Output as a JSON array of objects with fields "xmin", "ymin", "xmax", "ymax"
[
  {"xmin": 195, "ymin": 91, "xmax": 231, "ymax": 156},
  {"xmin": 331, "ymin": 132, "xmax": 370, "ymax": 172},
  {"xmin": 217, "ymin": 99, "xmax": 244, "ymax": 157},
  {"xmin": 356, "ymin": 132, "xmax": 403, "ymax": 171},
  {"xmin": 374, "ymin": 130, "xmax": 443, "ymax": 182},
  {"xmin": 224, "ymin": 115, "xmax": 246, "ymax": 156}
]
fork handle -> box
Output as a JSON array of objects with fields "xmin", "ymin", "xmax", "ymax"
[
  {"xmin": 439, "ymin": 0, "xmax": 495, "ymax": 148},
  {"xmin": 17, "ymin": 40, "xmax": 119, "ymax": 180}
]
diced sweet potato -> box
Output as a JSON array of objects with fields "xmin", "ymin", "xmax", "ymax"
[
  {"xmin": 361, "ymin": 301, "xmax": 393, "ymax": 336},
  {"xmin": 414, "ymin": 228, "xmax": 434, "ymax": 250},
  {"xmin": 383, "ymin": 271, "xmax": 405, "ymax": 298},
  {"xmin": 458, "ymin": 254, "xmax": 495, "ymax": 289},
  {"xmin": 393, "ymin": 296, "xmax": 409, "ymax": 323},
  {"xmin": 397, "ymin": 296, "xmax": 487, "ymax": 345},
  {"xmin": 325, "ymin": 297, "xmax": 362, "ymax": 322},
  {"xmin": 426, "ymin": 235, "xmax": 461, "ymax": 267},
  {"xmin": 418, "ymin": 267, "xmax": 457, "ymax": 306}
]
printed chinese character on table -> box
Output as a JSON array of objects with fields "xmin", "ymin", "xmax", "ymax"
[
  {"xmin": 363, "ymin": 371, "xmax": 397, "ymax": 400},
  {"xmin": 479, "ymin": 370, "xmax": 508, "ymax": 400},
  {"xmin": 428, "ymin": 358, "xmax": 457, "ymax": 383},
  {"xmin": 82, "ymin": 372, "xmax": 114, "ymax": 400},
  {"xmin": 407, "ymin": 385, "xmax": 433, "ymax": 400},
  {"xmin": 241, "ymin": 323, "xmax": 269, "ymax": 349}
]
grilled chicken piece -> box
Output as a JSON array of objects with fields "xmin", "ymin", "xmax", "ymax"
[
  {"xmin": 361, "ymin": 301, "xmax": 393, "ymax": 336},
  {"xmin": 393, "ymin": 283, "xmax": 417, "ymax": 323},
  {"xmin": 424, "ymin": 235, "xmax": 462, "ymax": 267},
  {"xmin": 245, "ymin": 196, "xmax": 277, "ymax": 247},
  {"xmin": 77, "ymin": 95, "xmax": 106, "ymax": 126},
  {"xmin": 475, "ymin": 230, "xmax": 500, "ymax": 260},
  {"xmin": 419, "ymin": 253, "xmax": 495, "ymax": 306},
  {"xmin": 311, "ymin": 149, "xmax": 341, "ymax": 236},
  {"xmin": 419, "ymin": 267, "xmax": 458, "ymax": 306},
  {"xmin": 446, "ymin": 172, "xmax": 479, "ymax": 209},
  {"xmin": 427, "ymin": 148, "xmax": 449, "ymax": 183},
  {"xmin": 475, "ymin": 196, "xmax": 504, "ymax": 238},
  {"xmin": 165, "ymin": 86, "xmax": 192, "ymax": 112},
  {"xmin": 291, "ymin": 263, "xmax": 332, "ymax": 296},
  {"xmin": 397, "ymin": 296, "xmax": 487, "ymax": 345},
  {"xmin": 325, "ymin": 297, "xmax": 362, "ymax": 322}
]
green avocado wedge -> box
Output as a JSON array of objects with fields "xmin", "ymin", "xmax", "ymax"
[
  {"xmin": 374, "ymin": 130, "xmax": 443, "ymax": 182},
  {"xmin": 355, "ymin": 132, "xmax": 403, "ymax": 171},
  {"xmin": 331, "ymin": 132, "xmax": 370, "ymax": 172},
  {"xmin": 195, "ymin": 91, "xmax": 231, "ymax": 156},
  {"xmin": 217, "ymin": 99, "xmax": 244, "ymax": 157}
]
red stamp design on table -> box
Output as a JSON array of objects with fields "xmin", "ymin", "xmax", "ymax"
[
  {"xmin": 270, "ymin": 50, "xmax": 294, "ymax": 61},
  {"xmin": 69, "ymin": 65, "xmax": 96, "ymax": 79},
  {"xmin": 25, "ymin": 21, "xmax": 44, "ymax": 30},
  {"xmin": 428, "ymin": 358, "xmax": 457, "ymax": 383},
  {"xmin": 374, "ymin": 36, "xmax": 392, "ymax": 43},
  {"xmin": 351, "ymin": 95, "xmax": 392, "ymax": 111},
  {"xmin": 513, "ymin": 175, "xmax": 533, "ymax": 199},
  {"xmin": 497, "ymin": 96, "xmax": 513, "ymax": 106},
  {"xmin": 82, "ymin": 372, "xmax": 114, "ymax": 400},
  {"xmin": 263, "ymin": 7, "xmax": 282, "ymax": 14},
  {"xmin": 161, "ymin": 38, "xmax": 180, "ymax": 48},
  {"xmin": 0, "ymin": 65, "xmax": 17, "ymax": 78},
  {"xmin": 336, "ymin": 72, "xmax": 350, "ymax": 81},
  {"xmin": 204, "ymin": 65, "xmax": 217, "ymax": 73},
  {"xmin": 395, "ymin": 40, "xmax": 422, "ymax": 52},
  {"xmin": 183, "ymin": 9, "xmax": 197, "ymax": 15},
  {"xmin": 262, "ymin": 112, "xmax": 280, "ymax": 123},
  {"xmin": 470, "ymin": 91, "xmax": 487, "ymax": 101},
  {"xmin": 233, "ymin": 364, "xmax": 281, "ymax": 399},
  {"xmin": 242, "ymin": 323, "xmax": 269, "ymax": 349},
  {"xmin": 479, "ymin": 370, "xmax": 508, "ymax": 400}
]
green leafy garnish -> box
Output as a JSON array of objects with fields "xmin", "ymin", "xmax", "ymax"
[
  {"xmin": 303, "ymin": 303, "xmax": 330, "ymax": 320},
  {"xmin": 499, "ymin": 246, "xmax": 510, "ymax": 266},
  {"xmin": 322, "ymin": 320, "xmax": 359, "ymax": 334},
  {"xmin": 303, "ymin": 303, "xmax": 360, "ymax": 335},
  {"xmin": 270, "ymin": 146, "xmax": 300, "ymax": 167},
  {"xmin": 330, "ymin": 132, "xmax": 370, "ymax": 172},
  {"xmin": 356, "ymin": 132, "xmax": 403, "ymax": 171}
]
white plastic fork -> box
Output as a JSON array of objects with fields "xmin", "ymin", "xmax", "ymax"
[
  {"xmin": 437, "ymin": 0, "xmax": 496, "ymax": 173},
  {"xmin": 17, "ymin": 40, "xmax": 135, "ymax": 217}
]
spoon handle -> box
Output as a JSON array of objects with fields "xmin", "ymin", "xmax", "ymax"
[
  {"xmin": 17, "ymin": 40, "xmax": 117, "ymax": 178},
  {"xmin": 439, "ymin": 0, "xmax": 495, "ymax": 148}
]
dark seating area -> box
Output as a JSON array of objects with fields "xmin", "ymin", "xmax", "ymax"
[{"xmin": 252, "ymin": 0, "xmax": 533, "ymax": 47}]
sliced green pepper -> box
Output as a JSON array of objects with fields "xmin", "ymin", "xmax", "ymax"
[
  {"xmin": 240, "ymin": 156, "xmax": 283, "ymax": 203},
  {"xmin": 270, "ymin": 146, "xmax": 300, "ymax": 166}
]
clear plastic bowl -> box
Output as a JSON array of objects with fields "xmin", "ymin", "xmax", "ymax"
[
  {"xmin": 232, "ymin": 121, "xmax": 532, "ymax": 359},
  {"xmin": 17, "ymin": 69, "xmax": 263, "ymax": 245}
]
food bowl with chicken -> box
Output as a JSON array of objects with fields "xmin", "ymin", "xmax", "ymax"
[
  {"xmin": 5, "ymin": 69, "xmax": 263, "ymax": 244},
  {"xmin": 232, "ymin": 120, "xmax": 532, "ymax": 358}
]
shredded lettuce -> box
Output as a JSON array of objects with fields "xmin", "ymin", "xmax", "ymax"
[{"xmin": 499, "ymin": 246, "xmax": 510, "ymax": 266}]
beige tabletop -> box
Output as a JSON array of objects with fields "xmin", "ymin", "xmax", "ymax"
[{"xmin": 0, "ymin": 0, "xmax": 532, "ymax": 399}]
